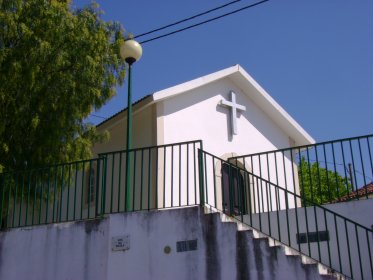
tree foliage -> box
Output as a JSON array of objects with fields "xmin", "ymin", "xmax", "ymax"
[
  {"xmin": 298, "ymin": 157, "xmax": 352, "ymax": 205},
  {"xmin": 0, "ymin": 0, "xmax": 127, "ymax": 172}
]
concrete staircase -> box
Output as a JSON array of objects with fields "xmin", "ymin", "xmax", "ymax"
[{"xmin": 203, "ymin": 208, "xmax": 343, "ymax": 280}]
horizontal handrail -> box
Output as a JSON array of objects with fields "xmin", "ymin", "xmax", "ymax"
[{"xmin": 98, "ymin": 140, "xmax": 203, "ymax": 156}]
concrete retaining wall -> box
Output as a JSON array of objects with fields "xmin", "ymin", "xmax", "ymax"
[{"xmin": 0, "ymin": 206, "xmax": 329, "ymax": 280}]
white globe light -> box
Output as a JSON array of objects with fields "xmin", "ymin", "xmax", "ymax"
[{"xmin": 120, "ymin": 40, "xmax": 143, "ymax": 63}]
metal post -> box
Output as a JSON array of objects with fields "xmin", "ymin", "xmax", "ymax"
[{"xmin": 125, "ymin": 63, "xmax": 133, "ymax": 211}]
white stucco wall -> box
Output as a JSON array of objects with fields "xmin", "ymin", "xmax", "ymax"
[
  {"xmin": 157, "ymin": 78, "xmax": 292, "ymax": 157},
  {"xmin": 0, "ymin": 206, "xmax": 330, "ymax": 280},
  {"xmin": 93, "ymin": 104, "xmax": 156, "ymax": 156},
  {"xmin": 157, "ymin": 78, "xmax": 298, "ymax": 210}
]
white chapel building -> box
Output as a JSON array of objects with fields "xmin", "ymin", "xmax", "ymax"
[
  {"xmin": 94, "ymin": 64, "xmax": 314, "ymax": 157},
  {"xmin": 2, "ymin": 65, "xmax": 372, "ymax": 280}
]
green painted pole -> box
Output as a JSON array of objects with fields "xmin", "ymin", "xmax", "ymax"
[{"xmin": 125, "ymin": 63, "xmax": 133, "ymax": 212}]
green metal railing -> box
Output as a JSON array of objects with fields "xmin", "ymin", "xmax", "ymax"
[
  {"xmin": 230, "ymin": 134, "xmax": 373, "ymax": 205},
  {"xmin": 0, "ymin": 157, "xmax": 106, "ymax": 229},
  {"xmin": 199, "ymin": 149, "xmax": 373, "ymax": 280},
  {"xmin": 0, "ymin": 140, "xmax": 202, "ymax": 229},
  {"xmin": 1, "ymin": 135, "xmax": 372, "ymax": 278}
]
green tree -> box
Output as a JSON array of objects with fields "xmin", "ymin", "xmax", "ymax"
[
  {"xmin": 298, "ymin": 157, "xmax": 352, "ymax": 205},
  {"xmin": 0, "ymin": 0, "xmax": 126, "ymax": 172}
]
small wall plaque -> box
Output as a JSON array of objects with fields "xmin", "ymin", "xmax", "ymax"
[
  {"xmin": 176, "ymin": 239, "xmax": 198, "ymax": 253},
  {"xmin": 111, "ymin": 235, "xmax": 130, "ymax": 251}
]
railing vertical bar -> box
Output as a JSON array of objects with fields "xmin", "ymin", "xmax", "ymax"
[
  {"xmin": 171, "ymin": 146, "xmax": 174, "ymax": 208},
  {"xmin": 367, "ymin": 137, "xmax": 373, "ymax": 183},
  {"xmin": 87, "ymin": 161, "xmax": 92, "ymax": 219},
  {"xmin": 344, "ymin": 220, "xmax": 353, "ymax": 278},
  {"xmin": 32, "ymin": 171, "xmax": 38, "ymax": 225},
  {"xmin": 27, "ymin": 170, "xmax": 34, "ymax": 225},
  {"xmin": 293, "ymin": 190, "xmax": 301, "ymax": 252},
  {"xmin": 80, "ymin": 161, "xmax": 85, "ymax": 220},
  {"xmin": 349, "ymin": 140, "xmax": 358, "ymax": 194},
  {"xmin": 228, "ymin": 164, "xmax": 236, "ymax": 215},
  {"xmin": 73, "ymin": 162, "xmax": 78, "ymax": 220},
  {"xmin": 102, "ymin": 156, "xmax": 108, "ymax": 214},
  {"xmin": 193, "ymin": 143, "xmax": 197, "ymax": 205},
  {"xmin": 238, "ymin": 169, "xmax": 244, "ymax": 222},
  {"xmin": 163, "ymin": 147, "xmax": 166, "ymax": 208},
  {"xmin": 258, "ymin": 155, "xmax": 265, "ymax": 214},
  {"xmin": 250, "ymin": 157, "xmax": 256, "ymax": 215},
  {"xmin": 0, "ymin": 174, "xmax": 5, "ymax": 228},
  {"xmin": 186, "ymin": 144, "xmax": 189, "ymax": 206},
  {"xmin": 18, "ymin": 173, "xmax": 25, "ymax": 226},
  {"xmin": 256, "ymin": 177, "xmax": 262, "ymax": 231},
  {"xmin": 357, "ymin": 139, "xmax": 367, "ymax": 197},
  {"xmin": 322, "ymin": 144, "xmax": 332, "ymax": 202},
  {"xmin": 6, "ymin": 174, "xmax": 12, "ymax": 227},
  {"xmin": 46, "ymin": 168, "xmax": 51, "ymax": 223},
  {"xmin": 228, "ymin": 163, "xmax": 233, "ymax": 215},
  {"xmin": 59, "ymin": 165, "xmax": 65, "ymax": 222},
  {"xmin": 147, "ymin": 148, "xmax": 152, "ymax": 210},
  {"xmin": 95, "ymin": 159, "xmax": 101, "ymax": 217},
  {"xmin": 290, "ymin": 150, "xmax": 300, "ymax": 252},
  {"xmin": 266, "ymin": 153, "xmax": 273, "ymax": 213},
  {"xmin": 246, "ymin": 169, "xmax": 252, "ymax": 225},
  {"xmin": 203, "ymin": 152, "xmax": 208, "ymax": 206},
  {"xmin": 303, "ymin": 201, "xmax": 311, "ymax": 257},
  {"xmin": 366, "ymin": 229, "xmax": 373, "ymax": 279},
  {"xmin": 155, "ymin": 148, "xmax": 159, "ymax": 209},
  {"xmin": 258, "ymin": 156, "xmax": 265, "ymax": 230},
  {"xmin": 282, "ymin": 152, "xmax": 291, "ymax": 246},
  {"xmin": 264, "ymin": 174, "xmax": 271, "ymax": 236},
  {"xmin": 314, "ymin": 147, "xmax": 322, "ymax": 203},
  {"xmin": 132, "ymin": 151, "xmax": 137, "ymax": 211},
  {"xmin": 323, "ymin": 210, "xmax": 332, "ymax": 268},
  {"xmin": 274, "ymin": 152, "xmax": 281, "ymax": 242},
  {"xmin": 340, "ymin": 142, "xmax": 350, "ymax": 196},
  {"xmin": 179, "ymin": 145, "xmax": 181, "ymax": 206},
  {"xmin": 38, "ymin": 170, "xmax": 43, "ymax": 225},
  {"xmin": 117, "ymin": 152, "xmax": 122, "ymax": 212},
  {"xmin": 334, "ymin": 215, "xmax": 343, "ymax": 273},
  {"xmin": 331, "ymin": 144, "xmax": 341, "ymax": 200},
  {"xmin": 66, "ymin": 164, "xmax": 71, "ymax": 221},
  {"xmin": 212, "ymin": 156, "xmax": 217, "ymax": 209},
  {"xmin": 197, "ymin": 149, "xmax": 205, "ymax": 206},
  {"xmin": 313, "ymin": 205, "xmax": 321, "ymax": 262},
  {"xmin": 140, "ymin": 149, "xmax": 144, "ymax": 210},
  {"xmin": 306, "ymin": 148, "xmax": 313, "ymax": 203},
  {"xmin": 12, "ymin": 173, "xmax": 18, "ymax": 227},
  {"xmin": 355, "ymin": 224, "xmax": 363, "ymax": 279},
  {"xmin": 110, "ymin": 154, "xmax": 115, "ymax": 213},
  {"xmin": 221, "ymin": 161, "xmax": 226, "ymax": 214}
]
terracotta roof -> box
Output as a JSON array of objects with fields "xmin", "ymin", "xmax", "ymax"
[{"xmin": 336, "ymin": 181, "xmax": 373, "ymax": 202}]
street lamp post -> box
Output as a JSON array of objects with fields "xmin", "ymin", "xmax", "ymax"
[{"xmin": 120, "ymin": 39, "xmax": 142, "ymax": 211}]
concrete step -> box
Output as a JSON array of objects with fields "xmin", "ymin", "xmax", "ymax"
[{"xmin": 204, "ymin": 207, "xmax": 343, "ymax": 279}]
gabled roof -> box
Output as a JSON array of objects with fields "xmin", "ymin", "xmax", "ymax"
[{"xmin": 97, "ymin": 64, "xmax": 315, "ymax": 145}]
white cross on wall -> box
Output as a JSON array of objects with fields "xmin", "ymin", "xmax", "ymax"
[{"xmin": 219, "ymin": 91, "xmax": 246, "ymax": 135}]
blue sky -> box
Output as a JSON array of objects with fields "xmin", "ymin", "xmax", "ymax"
[{"xmin": 73, "ymin": 0, "xmax": 373, "ymax": 142}]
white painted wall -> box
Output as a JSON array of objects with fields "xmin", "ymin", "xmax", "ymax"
[
  {"xmin": 157, "ymin": 79, "xmax": 298, "ymax": 210},
  {"xmin": 93, "ymin": 104, "xmax": 156, "ymax": 156},
  {"xmin": 158, "ymin": 79, "xmax": 292, "ymax": 157},
  {"xmin": 0, "ymin": 206, "xmax": 329, "ymax": 280},
  {"xmin": 0, "ymin": 219, "xmax": 109, "ymax": 280}
]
